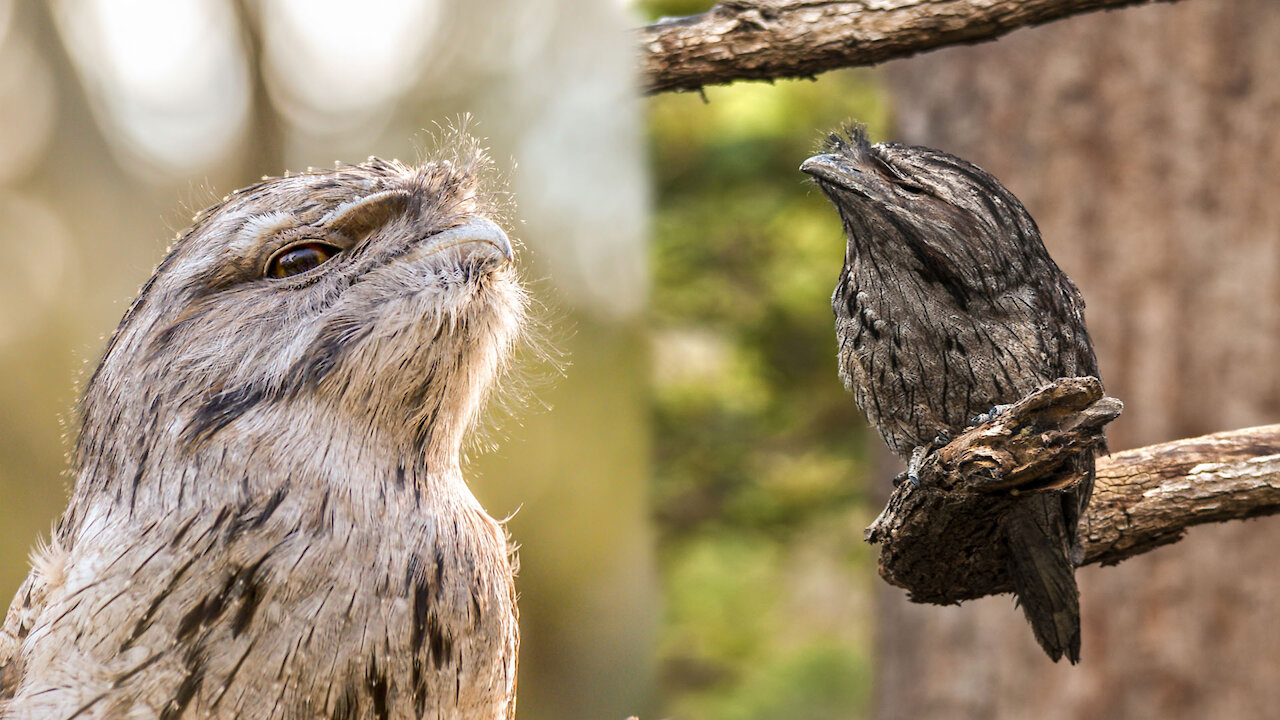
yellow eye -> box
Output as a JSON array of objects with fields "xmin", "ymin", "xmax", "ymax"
[{"xmin": 266, "ymin": 242, "xmax": 340, "ymax": 279}]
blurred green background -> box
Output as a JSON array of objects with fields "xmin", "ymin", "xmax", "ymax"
[
  {"xmin": 0, "ymin": 1, "xmax": 888, "ymax": 718},
  {"xmin": 641, "ymin": 6, "xmax": 886, "ymax": 720},
  {"xmin": 646, "ymin": 65, "xmax": 888, "ymax": 720}
]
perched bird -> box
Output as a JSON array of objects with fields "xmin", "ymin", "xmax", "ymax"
[
  {"xmin": 0, "ymin": 138, "xmax": 526, "ymax": 718},
  {"xmin": 802, "ymin": 127, "xmax": 1099, "ymax": 663}
]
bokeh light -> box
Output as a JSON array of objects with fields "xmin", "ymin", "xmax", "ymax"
[
  {"xmin": 0, "ymin": 0, "xmax": 56, "ymax": 183},
  {"xmin": 3, "ymin": 4, "xmax": 656, "ymax": 720},
  {"xmin": 262, "ymin": 0, "xmax": 438, "ymax": 136},
  {"xmin": 53, "ymin": 0, "xmax": 250, "ymax": 177}
]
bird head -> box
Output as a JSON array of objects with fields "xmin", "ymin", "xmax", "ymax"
[
  {"xmin": 78, "ymin": 140, "xmax": 527, "ymax": 473},
  {"xmin": 801, "ymin": 126, "xmax": 1048, "ymax": 299}
]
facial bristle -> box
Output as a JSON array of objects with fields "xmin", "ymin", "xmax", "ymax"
[{"xmin": 824, "ymin": 123, "xmax": 873, "ymax": 161}]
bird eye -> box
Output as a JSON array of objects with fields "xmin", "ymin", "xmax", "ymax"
[
  {"xmin": 265, "ymin": 242, "xmax": 340, "ymax": 279},
  {"xmin": 872, "ymin": 155, "xmax": 926, "ymax": 195}
]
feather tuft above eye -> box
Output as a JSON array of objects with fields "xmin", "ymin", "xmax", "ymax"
[
  {"xmin": 323, "ymin": 188, "xmax": 412, "ymax": 240},
  {"xmin": 823, "ymin": 123, "xmax": 874, "ymax": 160}
]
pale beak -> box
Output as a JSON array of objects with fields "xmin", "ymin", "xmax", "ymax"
[
  {"xmin": 802, "ymin": 153, "xmax": 885, "ymax": 200},
  {"xmin": 801, "ymin": 154, "xmax": 862, "ymax": 188},
  {"xmin": 424, "ymin": 217, "xmax": 515, "ymax": 263}
]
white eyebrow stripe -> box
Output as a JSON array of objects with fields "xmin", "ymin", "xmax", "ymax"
[
  {"xmin": 319, "ymin": 189, "xmax": 409, "ymax": 227},
  {"xmin": 232, "ymin": 211, "xmax": 296, "ymax": 254}
]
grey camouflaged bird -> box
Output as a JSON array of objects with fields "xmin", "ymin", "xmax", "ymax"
[
  {"xmin": 803, "ymin": 127, "xmax": 1099, "ymax": 663},
  {"xmin": 0, "ymin": 137, "xmax": 526, "ymax": 719}
]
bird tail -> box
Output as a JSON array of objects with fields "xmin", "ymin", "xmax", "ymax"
[{"xmin": 1004, "ymin": 493, "xmax": 1082, "ymax": 663}]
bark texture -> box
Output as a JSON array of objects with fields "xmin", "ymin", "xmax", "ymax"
[
  {"xmin": 868, "ymin": 378, "xmax": 1280, "ymax": 602},
  {"xmin": 866, "ymin": 379, "xmax": 1112, "ymax": 606},
  {"xmin": 640, "ymin": 0, "xmax": 1180, "ymax": 94},
  {"xmin": 877, "ymin": 1, "xmax": 1280, "ymax": 718},
  {"xmin": 1082, "ymin": 424, "xmax": 1280, "ymax": 565}
]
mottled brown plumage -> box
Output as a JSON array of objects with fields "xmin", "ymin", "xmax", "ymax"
[
  {"xmin": 0, "ymin": 136, "xmax": 526, "ymax": 718},
  {"xmin": 803, "ymin": 127, "xmax": 1098, "ymax": 663}
]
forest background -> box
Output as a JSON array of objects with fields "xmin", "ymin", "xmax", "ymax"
[{"xmin": 1, "ymin": 1, "xmax": 1276, "ymax": 719}]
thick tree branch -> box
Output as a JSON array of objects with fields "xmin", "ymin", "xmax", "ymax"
[
  {"xmin": 865, "ymin": 378, "xmax": 1280, "ymax": 604},
  {"xmin": 1083, "ymin": 424, "xmax": 1280, "ymax": 566},
  {"xmin": 641, "ymin": 0, "xmax": 1181, "ymax": 94}
]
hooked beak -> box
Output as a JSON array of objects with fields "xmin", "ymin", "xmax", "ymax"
[
  {"xmin": 422, "ymin": 217, "xmax": 515, "ymax": 263},
  {"xmin": 800, "ymin": 153, "xmax": 877, "ymax": 197}
]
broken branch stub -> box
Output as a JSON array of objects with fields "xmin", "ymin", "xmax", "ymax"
[{"xmin": 865, "ymin": 377, "xmax": 1121, "ymax": 604}]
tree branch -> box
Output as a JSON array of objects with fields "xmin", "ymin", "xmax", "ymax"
[
  {"xmin": 864, "ymin": 378, "xmax": 1280, "ymax": 604},
  {"xmin": 1083, "ymin": 423, "xmax": 1280, "ymax": 566},
  {"xmin": 641, "ymin": 0, "xmax": 1181, "ymax": 94}
]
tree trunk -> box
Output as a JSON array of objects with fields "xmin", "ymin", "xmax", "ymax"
[{"xmin": 877, "ymin": 1, "xmax": 1280, "ymax": 718}]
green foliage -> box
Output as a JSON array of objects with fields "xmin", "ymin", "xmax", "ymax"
[
  {"xmin": 635, "ymin": 0, "xmax": 717, "ymax": 22},
  {"xmin": 649, "ymin": 70, "xmax": 890, "ymax": 720}
]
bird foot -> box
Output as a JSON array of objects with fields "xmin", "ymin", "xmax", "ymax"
[
  {"xmin": 968, "ymin": 403, "xmax": 1013, "ymax": 428},
  {"xmin": 903, "ymin": 431, "xmax": 952, "ymax": 487}
]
